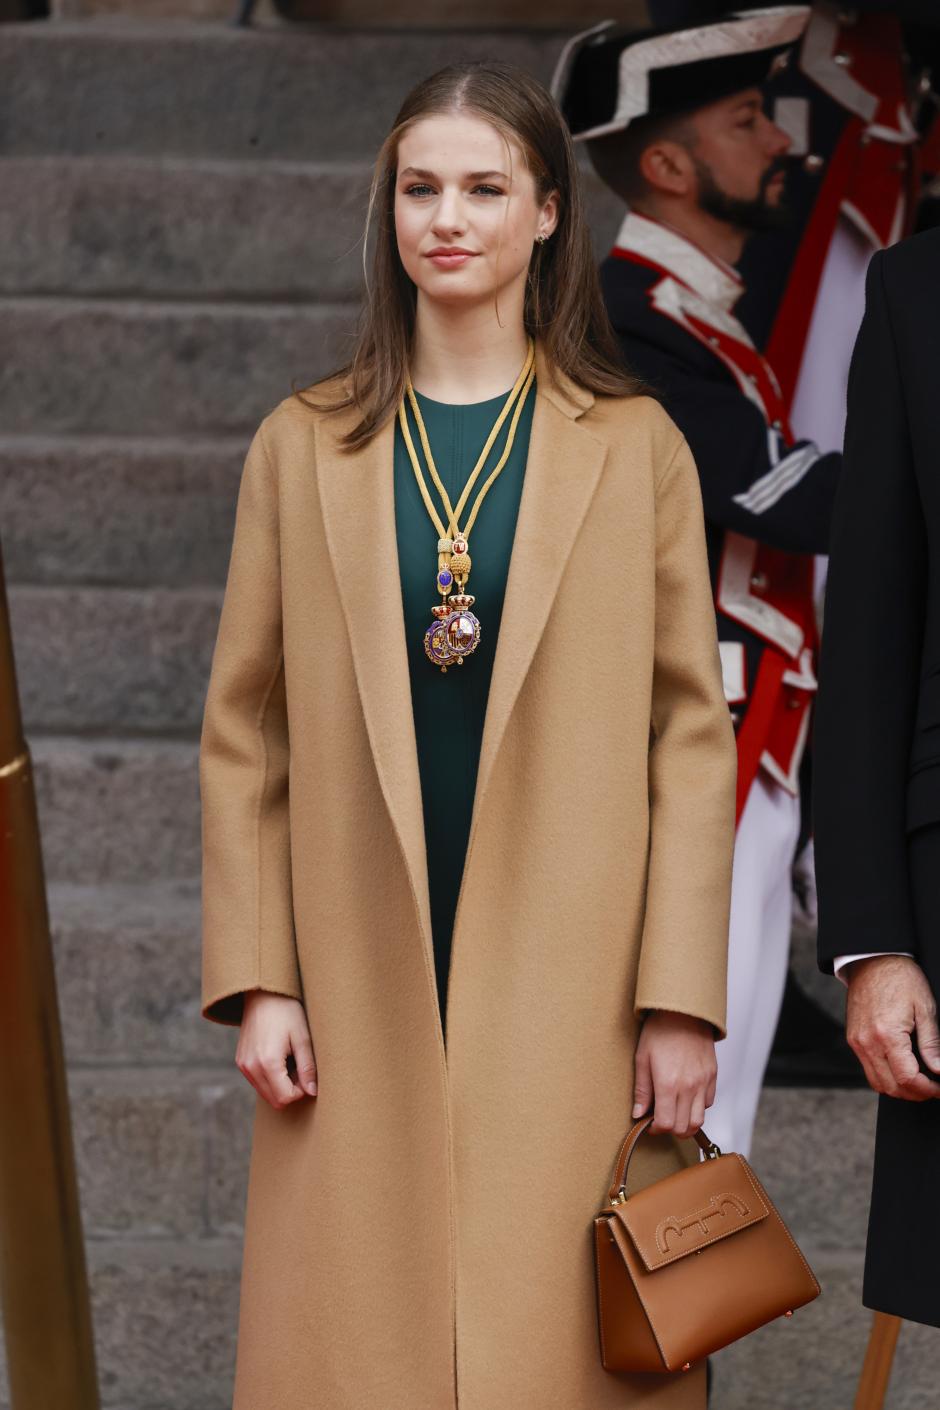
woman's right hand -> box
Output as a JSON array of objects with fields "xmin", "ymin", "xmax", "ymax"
[
  {"xmin": 632, "ymin": 1009, "xmax": 717, "ymax": 1139},
  {"xmin": 236, "ymin": 991, "xmax": 318, "ymax": 1108}
]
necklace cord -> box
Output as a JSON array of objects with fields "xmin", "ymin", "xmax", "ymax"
[
  {"xmin": 399, "ymin": 338, "xmax": 536, "ymax": 542},
  {"xmin": 462, "ymin": 363, "xmax": 535, "ymax": 539}
]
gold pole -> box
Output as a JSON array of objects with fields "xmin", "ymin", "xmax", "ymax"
[
  {"xmin": 854, "ymin": 1312, "xmax": 902, "ymax": 1410},
  {"xmin": 0, "ymin": 537, "xmax": 100, "ymax": 1408}
]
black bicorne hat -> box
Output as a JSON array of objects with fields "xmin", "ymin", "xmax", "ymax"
[{"xmin": 552, "ymin": 6, "xmax": 809, "ymax": 141}]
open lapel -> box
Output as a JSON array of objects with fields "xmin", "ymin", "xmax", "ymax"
[
  {"xmin": 314, "ymin": 408, "xmax": 434, "ymax": 965},
  {"xmin": 313, "ymin": 345, "xmax": 610, "ymax": 984},
  {"xmin": 467, "ymin": 345, "xmax": 609, "ymax": 844}
]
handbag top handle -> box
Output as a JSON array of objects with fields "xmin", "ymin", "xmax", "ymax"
[{"xmin": 606, "ymin": 1116, "xmax": 723, "ymax": 1206}]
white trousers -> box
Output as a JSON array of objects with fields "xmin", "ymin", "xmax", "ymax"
[
  {"xmin": 790, "ymin": 212, "xmax": 871, "ymax": 455},
  {"xmin": 705, "ymin": 771, "xmax": 802, "ymax": 1158}
]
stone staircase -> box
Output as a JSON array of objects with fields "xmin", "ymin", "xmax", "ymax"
[{"xmin": 0, "ymin": 15, "xmax": 932, "ymax": 1410}]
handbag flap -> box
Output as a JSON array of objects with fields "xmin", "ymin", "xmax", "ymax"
[{"xmin": 611, "ymin": 1153, "xmax": 769, "ymax": 1272}]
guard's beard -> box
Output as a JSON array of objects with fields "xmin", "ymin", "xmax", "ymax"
[{"xmin": 692, "ymin": 156, "xmax": 790, "ymax": 232}]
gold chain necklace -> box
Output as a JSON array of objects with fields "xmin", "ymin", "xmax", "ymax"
[{"xmin": 398, "ymin": 338, "xmax": 536, "ymax": 673}]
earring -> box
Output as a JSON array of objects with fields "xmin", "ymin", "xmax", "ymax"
[{"xmin": 535, "ymin": 232, "xmax": 548, "ymax": 245}]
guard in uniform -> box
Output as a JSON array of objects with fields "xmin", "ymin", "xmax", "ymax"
[
  {"xmin": 731, "ymin": 3, "xmax": 939, "ymax": 391},
  {"xmin": 643, "ymin": 2, "xmax": 940, "ymax": 1084},
  {"xmin": 554, "ymin": 7, "xmax": 841, "ymax": 1155}
]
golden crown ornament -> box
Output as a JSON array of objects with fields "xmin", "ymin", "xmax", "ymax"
[{"xmin": 398, "ymin": 339, "xmax": 536, "ymax": 673}]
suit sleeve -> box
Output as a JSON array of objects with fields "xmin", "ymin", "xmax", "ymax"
[
  {"xmin": 813, "ymin": 250, "xmax": 928, "ymax": 971},
  {"xmin": 635, "ymin": 428, "xmax": 738, "ymax": 1037},
  {"xmin": 619, "ymin": 336, "xmax": 839, "ymax": 554},
  {"xmin": 200, "ymin": 421, "xmax": 303, "ymax": 1026}
]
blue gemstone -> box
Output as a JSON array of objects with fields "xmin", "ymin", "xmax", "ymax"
[{"xmin": 437, "ymin": 570, "xmax": 453, "ymax": 587}]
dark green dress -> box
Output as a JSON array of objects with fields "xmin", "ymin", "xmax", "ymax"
[{"xmin": 393, "ymin": 385, "xmax": 536, "ymax": 1032}]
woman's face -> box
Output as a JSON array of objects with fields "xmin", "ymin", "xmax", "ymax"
[{"xmin": 394, "ymin": 111, "xmax": 558, "ymax": 311}]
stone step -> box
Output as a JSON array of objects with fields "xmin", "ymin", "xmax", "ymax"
[
  {"xmin": 0, "ymin": 20, "xmax": 563, "ymax": 160},
  {"xmin": 0, "ymin": 156, "xmax": 368, "ymax": 300},
  {"xmin": 48, "ymin": 880, "xmax": 234, "ymax": 1065},
  {"xmin": 45, "ymin": 918, "xmax": 892, "ymax": 1257},
  {"xmin": 54, "ymin": 0, "xmax": 646, "ymax": 24},
  {"xmin": 0, "ymin": 155, "xmax": 622, "ymax": 299},
  {"xmin": 0, "ymin": 435, "xmax": 244, "ymax": 587},
  {"xmin": 32, "ymin": 735, "xmax": 200, "ymax": 882},
  {"xmin": 87, "ymin": 1237, "xmax": 238, "ymax": 1410},
  {"xmin": 0, "ymin": 1236, "xmax": 243, "ymax": 1410},
  {"xmin": 1, "ymin": 1252, "xmax": 925, "ymax": 1406},
  {"xmin": 0, "ymin": 296, "xmax": 353, "ymax": 436},
  {"xmin": 749, "ymin": 1087, "xmax": 875, "ymax": 1256},
  {"xmin": 713, "ymin": 1248, "xmax": 938, "ymax": 1410},
  {"xmin": 3, "ymin": 1246, "xmax": 935, "ymax": 1410},
  {"xmin": 57, "ymin": 1080, "xmax": 877, "ymax": 1252},
  {"xmin": 53, "ymin": 0, "xmax": 272, "ymax": 16},
  {"xmin": 0, "ymin": 1087, "xmax": 904, "ymax": 1410},
  {"xmin": 715, "ymin": 1086, "xmax": 925, "ymax": 1407},
  {"xmin": 67, "ymin": 1066, "xmax": 251, "ymax": 1240},
  {"xmin": 10, "ymin": 585, "xmax": 221, "ymax": 733}
]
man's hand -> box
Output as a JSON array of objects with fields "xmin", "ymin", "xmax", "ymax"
[
  {"xmin": 845, "ymin": 955, "xmax": 940, "ymax": 1101},
  {"xmin": 632, "ymin": 1010, "xmax": 717, "ymax": 1139},
  {"xmin": 236, "ymin": 991, "xmax": 318, "ymax": 1109}
]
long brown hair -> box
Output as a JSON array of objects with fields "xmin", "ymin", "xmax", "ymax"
[{"xmin": 299, "ymin": 61, "xmax": 643, "ymax": 448}]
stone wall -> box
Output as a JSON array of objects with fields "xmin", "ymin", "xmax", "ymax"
[
  {"xmin": 49, "ymin": 0, "xmax": 648, "ymax": 25},
  {"xmin": 51, "ymin": 0, "xmax": 259, "ymax": 16}
]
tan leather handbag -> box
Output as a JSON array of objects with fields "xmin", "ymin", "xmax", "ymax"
[{"xmin": 594, "ymin": 1116, "xmax": 820, "ymax": 1373}]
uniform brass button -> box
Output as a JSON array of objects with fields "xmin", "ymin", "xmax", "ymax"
[
  {"xmin": 834, "ymin": 50, "xmax": 851, "ymax": 66},
  {"xmin": 750, "ymin": 572, "xmax": 768, "ymax": 591},
  {"xmin": 771, "ymin": 418, "xmax": 783, "ymax": 431},
  {"xmin": 804, "ymin": 154, "xmax": 824, "ymax": 173},
  {"xmin": 787, "ymin": 696, "xmax": 802, "ymax": 710}
]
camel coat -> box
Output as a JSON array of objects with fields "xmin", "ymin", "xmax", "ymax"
[{"xmin": 200, "ymin": 343, "xmax": 737, "ymax": 1410}]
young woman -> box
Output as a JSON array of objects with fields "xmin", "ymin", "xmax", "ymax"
[{"xmin": 200, "ymin": 62, "xmax": 736, "ymax": 1410}]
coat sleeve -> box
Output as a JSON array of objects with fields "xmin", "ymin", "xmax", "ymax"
[
  {"xmin": 200, "ymin": 419, "xmax": 303, "ymax": 1026},
  {"xmin": 618, "ymin": 335, "xmax": 839, "ymax": 554},
  {"xmin": 813, "ymin": 251, "xmax": 928, "ymax": 972},
  {"xmin": 634, "ymin": 428, "xmax": 738, "ymax": 1038}
]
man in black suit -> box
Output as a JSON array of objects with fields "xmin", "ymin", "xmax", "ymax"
[{"xmin": 815, "ymin": 225, "xmax": 940, "ymax": 1326}]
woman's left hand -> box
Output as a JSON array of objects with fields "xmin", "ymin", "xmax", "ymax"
[{"xmin": 632, "ymin": 1010, "xmax": 718, "ymax": 1139}]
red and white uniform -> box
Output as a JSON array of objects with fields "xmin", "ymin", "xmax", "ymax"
[
  {"xmin": 756, "ymin": 6, "xmax": 923, "ymax": 448},
  {"xmin": 602, "ymin": 213, "xmax": 841, "ymax": 1153}
]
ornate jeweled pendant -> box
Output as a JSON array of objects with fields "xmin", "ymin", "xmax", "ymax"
[
  {"xmin": 425, "ymin": 536, "xmax": 480, "ymax": 672},
  {"xmin": 423, "ymin": 606, "xmax": 481, "ymax": 673},
  {"xmin": 423, "ymin": 590, "xmax": 480, "ymax": 674},
  {"xmin": 424, "ymin": 617, "xmax": 455, "ymax": 670}
]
